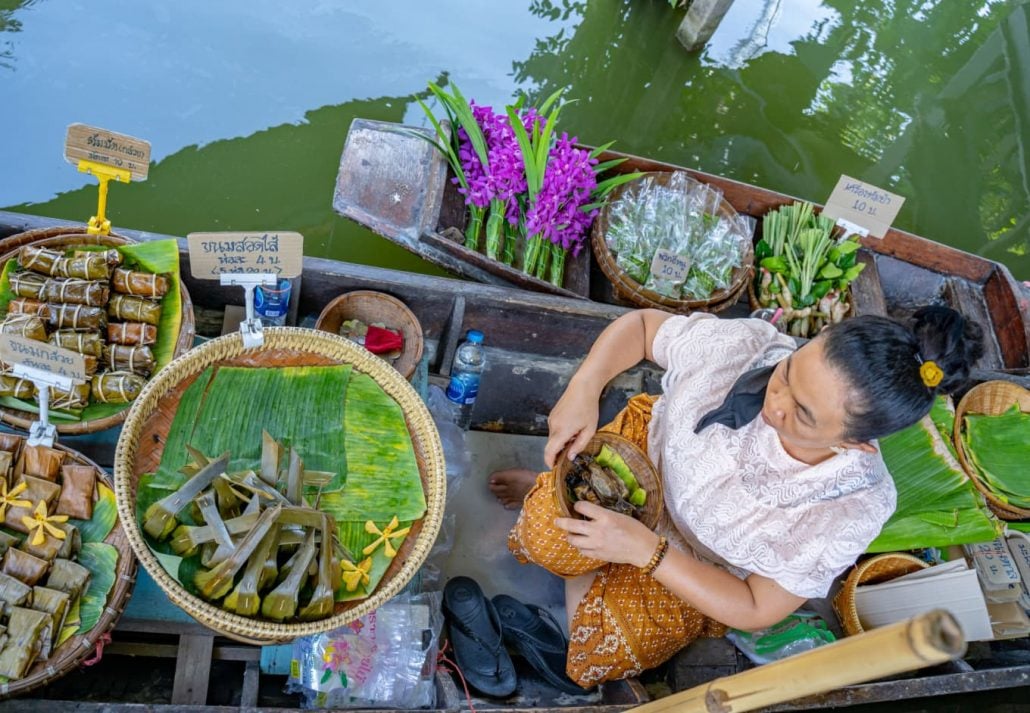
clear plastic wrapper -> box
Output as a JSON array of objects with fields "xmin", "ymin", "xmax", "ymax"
[{"xmin": 726, "ymin": 611, "xmax": 836, "ymax": 665}]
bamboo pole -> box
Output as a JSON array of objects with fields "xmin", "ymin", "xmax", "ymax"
[{"xmin": 632, "ymin": 610, "xmax": 965, "ymax": 713}]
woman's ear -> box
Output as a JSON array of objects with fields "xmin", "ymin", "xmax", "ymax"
[{"xmin": 841, "ymin": 441, "xmax": 878, "ymax": 454}]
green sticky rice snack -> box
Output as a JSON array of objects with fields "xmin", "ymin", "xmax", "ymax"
[
  {"xmin": 595, "ymin": 444, "xmax": 641, "ymax": 492},
  {"xmin": 628, "ymin": 488, "xmax": 647, "ymax": 507}
]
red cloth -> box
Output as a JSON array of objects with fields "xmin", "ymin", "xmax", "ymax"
[{"xmin": 364, "ymin": 325, "xmax": 403, "ymax": 354}]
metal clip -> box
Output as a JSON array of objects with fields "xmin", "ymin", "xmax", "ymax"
[{"xmin": 219, "ymin": 273, "xmax": 277, "ymax": 349}]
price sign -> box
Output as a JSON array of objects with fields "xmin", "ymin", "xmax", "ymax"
[
  {"xmin": 821, "ymin": 175, "xmax": 905, "ymax": 239},
  {"xmin": 187, "ymin": 232, "xmax": 304, "ymax": 280},
  {"xmin": 65, "ymin": 124, "xmax": 151, "ymax": 181},
  {"xmin": 0, "ymin": 335, "xmax": 86, "ymax": 382},
  {"xmin": 650, "ymin": 249, "xmax": 691, "ymax": 282}
]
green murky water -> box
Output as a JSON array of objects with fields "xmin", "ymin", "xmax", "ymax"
[{"xmin": 1, "ymin": 0, "xmax": 1027, "ymax": 279}]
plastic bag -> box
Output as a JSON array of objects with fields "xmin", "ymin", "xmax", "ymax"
[
  {"xmin": 287, "ymin": 591, "xmax": 444, "ymax": 709},
  {"xmin": 726, "ymin": 611, "xmax": 836, "ymax": 665}
]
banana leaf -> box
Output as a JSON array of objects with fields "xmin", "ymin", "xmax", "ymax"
[
  {"xmin": 74, "ymin": 542, "xmax": 118, "ymax": 634},
  {"xmin": 963, "ymin": 408, "xmax": 1030, "ymax": 509},
  {"xmin": 869, "ymin": 414, "xmax": 1001, "ymax": 552}
]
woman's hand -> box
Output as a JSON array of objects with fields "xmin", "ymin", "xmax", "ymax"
[
  {"xmin": 543, "ymin": 378, "xmax": 601, "ymax": 468},
  {"xmin": 555, "ymin": 501, "xmax": 660, "ymax": 567}
]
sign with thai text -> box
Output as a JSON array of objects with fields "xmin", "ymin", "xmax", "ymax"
[
  {"xmin": 650, "ymin": 249, "xmax": 691, "ymax": 282},
  {"xmin": 65, "ymin": 124, "xmax": 151, "ymax": 180},
  {"xmin": 822, "ymin": 175, "xmax": 905, "ymax": 239},
  {"xmin": 0, "ymin": 335, "xmax": 87, "ymax": 382},
  {"xmin": 186, "ymin": 231, "xmax": 304, "ymax": 279}
]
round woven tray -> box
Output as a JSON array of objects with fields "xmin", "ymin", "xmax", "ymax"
[
  {"xmin": 590, "ymin": 172, "xmax": 754, "ymax": 314},
  {"xmin": 953, "ymin": 380, "xmax": 1030, "ymax": 521},
  {"xmin": 832, "ymin": 552, "xmax": 928, "ymax": 637},
  {"xmin": 553, "ymin": 432, "xmax": 663, "ymax": 531},
  {"xmin": 314, "ymin": 290, "xmax": 424, "ymax": 381},
  {"xmin": 113, "ymin": 327, "xmax": 446, "ymax": 644},
  {"xmin": 1, "ymin": 441, "xmax": 137, "ymax": 700},
  {"xmin": 0, "ymin": 231, "xmax": 196, "ymax": 435}
]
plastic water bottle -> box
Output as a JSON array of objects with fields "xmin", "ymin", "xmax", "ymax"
[{"xmin": 445, "ymin": 330, "xmax": 485, "ymax": 430}]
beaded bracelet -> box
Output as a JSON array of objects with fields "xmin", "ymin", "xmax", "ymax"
[{"xmin": 642, "ymin": 536, "xmax": 669, "ymax": 576}]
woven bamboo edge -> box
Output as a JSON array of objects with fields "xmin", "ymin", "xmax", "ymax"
[
  {"xmin": 314, "ymin": 290, "xmax": 425, "ymax": 381},
  {"xmin": 832, "ymin": 553, "xmax": 928, "ymax": 637},
  {"xmin": 953, "ymin": 381, "xmax": 1030, "ymax": 520},
  {"xmin": 0, "ymin": 444, "xmax": 137, "ymax": 700},
  {"xmin": 113, "ymin": 327, "xmax": 446, "ymax": 642},
  {"xmin": 0, "ymin": 230, "xmax": 196, "ymax": 435},
  {"xmin": 553, "ymin": 432, "xmax": 664, "ymax": 531}
]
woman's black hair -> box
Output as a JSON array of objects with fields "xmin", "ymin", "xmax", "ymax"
[{"xmin": 821, "ymin": 306, "xmax": 984, "ymax": 442}]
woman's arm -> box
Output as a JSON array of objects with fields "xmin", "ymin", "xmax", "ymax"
[
  {"xmin": 557, "ymin": 501, "xmax": 805, "ymax": 630},
  {"xmin": 544, "ymin": 309, "xmax": 673, "ymax": 467}
]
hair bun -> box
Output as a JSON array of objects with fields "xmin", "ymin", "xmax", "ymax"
[{"xmin": 911, "ymin": 306, "xmax": 984, "ymax": 393}]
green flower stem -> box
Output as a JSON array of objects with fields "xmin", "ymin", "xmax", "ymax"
[
  {"xmin": 535, "ymin": 243, "xmax": 550, "ymax": 280},
  {"xmin": 523, "ymin": 234, "xmax": 543, "ymax": 276},
  {"xmin": 548, "ymin": 244, "xmax": 567, "ymax": 288},
  {"xmin": 484, "ymin": 199, "xmax": 506, "ymax": 260},
  {"xmin": 502, "ymin": 221, "xmax": 518, "ymax": 266},
  {"xmin": 465, "ymin": 206, "xmax": 485, "ymax": 251}
]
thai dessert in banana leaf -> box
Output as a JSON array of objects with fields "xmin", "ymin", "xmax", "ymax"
[
  {"xmin": 0, "ymin": 532, "xmax": 17, "ymax": 558},
  {"xmin": 2, "ymin": 549, "xmax": 48, "ymax": 586},
  {"xmin": 0, "ymin": 572, "xmax": 31, "ymax": 612},
  {"xmin": 20, "ymin": 520, "xmax": 76, "ymax": 562},
  {"xmin": 963, "ymin": 405, "xmax": 1030, "ymax": 511},
  {"xmin": 55, "ymin": 465, "xmax": 95, "ymax": 520},
  {"xmin": 19, "ymin": 444, "xmax": 64, "ymax": 482},
  {"xmin": 46, "ymin": 303, "xmax": 106, "ymax": 331},
  {"xmin": 49, "ymin": 382, "xmax": 91, "ymax": 411},
  {"xmin": 107, "ymin": 321, "xmax": 157, "ymax": 346},
  {"xmin": 0, "ymin": 452, "xmax": 11, "ymax": 485},
  {"xmin": 48, "ymin": 329, "xmax": 104, "ymax": 358},
  {"xmin": 45, "ymin": 559, "xmax": 90, "ymax": 600},
  {"xmin": 9, "ymin": 272, "xmax": 46, "ymax": 300},
  {"xmin": 53, "ymin": 254, "xmax": 110, "ymax": 281},
  {"xmin": 0, "ymin": 434, "xmax": 22, "ymax": 458},
  {"xmin": 73, "ymin": 248, "xmax": 123, "ymax": 268},
  {"xmin": 91, "ymin": 371, "xmax": 145, "ymax": 404},
  {"xmin": 112, "ymin": 268, "xmax": 170, "ymax": 299},
  {"xmin": 54, "ymin": 523, "xmax": 80, "ymax": 561},
  {"xmin": 0, "ymin": 606, "xmax": 48, "ymax": 678},
  {"xmin": 3, "ymin": 477, "xmax": 59, "ymax": 535},
  {"xmin": 108, "ymin": 294, "xmax": 161, "ymax": 326},
  {"xmin": 0, "ymin": 314, "xmax": 47, "ymax": 341},
  {"xmin": 30, "ymin": 586, "xmax": 69, "ymax": 659},
  {"xmin": 43, "ymin": 278, "xmax": 109, "ymax": 307},
  {"xmin": 102, "ymin": 344, "xmax": 155, "ymax": 377},
  {"xmin": 7, "ymin": 299, "xmax": 49, "ymax": 319},
  {"xmin": 0, "ymin": 375, "xmax": 35, "ymax": 400},
  {"xmin": 17, "ymin": 246, "xmax": 64, "ymax": 276}
]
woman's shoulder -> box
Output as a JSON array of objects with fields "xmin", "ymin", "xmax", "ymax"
[{"xmin": 653, "ymin": 314, "xmax": 794, "ymax": 371}]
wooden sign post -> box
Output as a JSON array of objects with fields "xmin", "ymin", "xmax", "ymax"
[{"xmin": 0, "ymin": 335, "xmax": 87, "ymax": 446}]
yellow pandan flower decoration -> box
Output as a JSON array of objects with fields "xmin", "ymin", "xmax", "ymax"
[
  {"xmin": 21, "ymin": 501, "xmax": 68, "ymax": 546},
  {"xmin": 362, "ymin": 516, "xmax": 411, "ymax": 558},
  {"xmin": 0, "ymin": 481, "xmax": 31, "ymax": 521},
  {"xmin": 341, "ymin": 557, "xmax": 372, "ymax": 592}
]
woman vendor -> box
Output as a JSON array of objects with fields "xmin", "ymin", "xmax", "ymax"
[{"xmin": 489, "ymin": 305, "xmax": 983, "ymax": 688}]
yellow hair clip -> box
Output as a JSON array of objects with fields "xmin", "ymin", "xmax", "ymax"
[{"xmin": 919, "ymin": 360, "xmax": 944, "ymax": 388}]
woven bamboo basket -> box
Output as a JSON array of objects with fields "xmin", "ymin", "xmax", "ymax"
[
  {"xmin": 590, "ymin": 172, "xmax": 754, "ymax": 314},
  {"xmin": 0, "ymin": 438, "xmax": 137, "ymax": 699},
  {"xmin": 832, "ymin": 552, "xmax": 929, "ymax": 637},
  {"xmin": 554, "ymin": 432, "xmax": 663, "ymax": 531},
  {"xmin": 953, "ymin": 380, "xmax": 1030, "ymax": 521},
  {"xmin": 0, "ymin": 231, "xmax": 195, "ymax": 435},
  {"xmin": 113, "ymin": 327, "xmax": 446, "ymax": 644},
  {"xmin": 314, "ymin": 290, "xmax": 424, "ymax": 381}
]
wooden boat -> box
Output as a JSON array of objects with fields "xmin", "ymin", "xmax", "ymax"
[{"xmin": 0, "ymin": 200, "xmax": 1027, "ymax": 710}]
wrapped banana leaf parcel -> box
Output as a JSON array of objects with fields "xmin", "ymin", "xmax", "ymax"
[
  {"xmin": 0, "ymin": 314, "xmax": 47, "ymax": 341},
  {"xmin": 112, "ymin": 267, "xmax": 170, "ymax": 299},
  {"xmin": 43, "ymin": 278, "xmax": 110, "ymax": 308}
]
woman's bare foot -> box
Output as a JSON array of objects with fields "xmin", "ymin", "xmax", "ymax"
[{"xmin": 489, "ymin": 468, "xmax": 537, "ymax": 509}]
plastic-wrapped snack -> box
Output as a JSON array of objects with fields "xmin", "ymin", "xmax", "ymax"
[
  {"xmin": 0, "ymin": 314, "xmax": 47, "ymax": 341},
  {"xmin": 112, "ymin": 268, "xmax": 170, "ymax": 299},
  {"xmin": 7, "ymin": 299, "xmax": 50, "ymax": 319},
  {"xmin": 108, "ymin": 294, "xmax": 161, "ymax": 326},
  {"xmin": 17, "ymin": 246, "xmax": 64, "ymax": 276},
  {"xmin": 9, "ymin": 272, "xmax": 47, "ymax": 300},
  {"xmin": 107, "ymin": 322, "xmax": 157, "ymax": 346},
  {"xmin": 48, "ymin": 330, "xmax": 104, "ymax": 358},
  {"xmin": 91, "ymin": 371, "xmax": 146, "ymax": 404},
  {"xmin": 47, "ymin": 304, "xmax": 106, "ymax": 331},
  {"xmin": 102, "ymin": 345, "xmax": 155, "ymax": 377},
  {"xmin": 74, "ymin": 249, "xmax": 123, "ymax": 268},
  {"xmin": 49, "ymin": 382, "xmax": 91, "ymax": 411},
  {"xmin": 43, "ymin": 278, "xmax": 110, "ymax": 307},
  {"xmin": 53, "ymin": 253, "xmax": 110, "ymax": 281}
]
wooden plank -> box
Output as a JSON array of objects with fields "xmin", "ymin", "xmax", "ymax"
[
  {"xmin": 171, "ymin": 634, "xmax": 214, "ymax": 706},
  {"xmin": 983, "ymin": 267, "xmax": 1030, "ymax": 369},
  {"xmin": 849, "ymin": 250, "xmax": 888, "ymax": 317},
  {"xmin": 106, "ymin": 641, "xmax": 261, "ymax": 662},
  {"xmin": 943, "ymin": 276, "xmax": 1004, "ymax": 369},
  {"xmin": 241, "ymin": 660, "xmax": 261, "ymax": 709}
]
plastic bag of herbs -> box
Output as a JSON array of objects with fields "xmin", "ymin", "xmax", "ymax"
[{"xmin": 752, "ymin": 202, "xmax": 865, "ymax": 337}]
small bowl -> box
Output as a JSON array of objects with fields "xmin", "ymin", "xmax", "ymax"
[
  {"xmin": 553, "ymin": 432, "xmax": 663, "ymax": 531},
  {"xmin": 315, "ymin": 290, "xmax": 424, "ymax": 380}
]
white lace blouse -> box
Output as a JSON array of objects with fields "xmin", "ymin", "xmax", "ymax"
[{"xmin": 648, "ymin": 314, "xmax": 896, "ymax": 599}]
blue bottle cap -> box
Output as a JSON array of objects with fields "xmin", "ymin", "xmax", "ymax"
[{"xmin": 467, "ymin": 330, "xmax": 484, "ymax": 344}]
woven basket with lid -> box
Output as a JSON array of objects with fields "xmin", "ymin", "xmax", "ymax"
[
  {"xmin": 113, "ymin": 327, "xmax": 446, "ymax": 644},
  {"xmin": 832, "ymin": 552, "xmax": 929, "ymax": 637},
  {"xmin": 0, "ymin": 230, "xmax": 195, "ymax": 435}
]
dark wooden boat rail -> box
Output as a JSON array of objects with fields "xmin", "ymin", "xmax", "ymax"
[{"xmin": 0, "ymin": 210, "xmax": 1028, "ymax": 710}]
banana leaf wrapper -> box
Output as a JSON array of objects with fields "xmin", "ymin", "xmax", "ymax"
[
  {"xmin": 47, "ymin": 303, "xmax": 106, "ymax": 331},
  {"xmin": 91, "ymin": 371, "xmax": 146, "ymax": 405},
  {"xmin": 0, "ymin": 451, "xmax": 13, "ymax": 486},
  {"xmin": 2, "ymin": 548, "xmax": 49, "ymax": 586},
  {"xmin": 55, "ymin": 523, "xmax": 81, "ymax": 560},
  {"xmin": 0, "ymin": 314, "xmax": 47, "ymax": 341},
  {"xmin": 48, "ymin": 381, "xmax": 91, "ymax": 411},
  {"xmin": 112, "ymin": 268, "xmax": 170, "ymax": 299},
  {"xmin": 9, "ymin": 272, "xmax": 47, "ymax": 300},
  {"xmin": 0, "ymin": 606, "xmax": 48, "ymax": 678},
  {"xmin": 107, "ymin": 321, "xmax": 157, "ymax": 346},
  {"xmin": 0, "ymin": 531, "xmax": 18, "ymax": 558},
  {"xmin": 55, "ymin": 465, "xmax": 96, "ymax": 520},
  {"xmin": 43, "ymin": 279, "xmax": 110, "ymax": 307},
  {"xmin": 18, "ymin": 445, "xmax": 65, "ymax": 482},
  {"xmin": 0, "ymin": 433, "xmax": 23, "ymax": 459},
  {"xmin": 0, "ymin": 375, "xmax": 35, "ymax": 400},
  {"xmin": 102, "ymin": 344, "xmax": 155, "ymax": 377},
  {"xmin": 49, "ymin": 329, "xmax": 104, "ymax": 358},
  {"xmin": 45, "ymin": 559, "xmax": 90, "ymax": 600},
  {"xmin": 964, "ymin": 408, "xmax": 1030, "ymax": 509},
  {"xmin": 261, "ymin": 528, "xmax": 316, "ymax": 621},
  {"xmin": 30, "ymin": 585, "xmax": 70, "ymax": 658},
  {"xmin": 18, "ymin": 246, "xmax": 64, "ymax": 276},
  {"xmin": 0, "ymin": 571, "xmax": 32, "ymax": 611},
  {"xmin": 74, "ymin": 249, "xmax": 123, "ymax": 268},
  {"xmin": 53, "ymin": 254, "xmax": 110, "ymax": 281},
  {"xmin": 3, "ymin": 475, "xmax": 61, "ymax": 533},
  {"xmin": 108, "ymin": 294, "xmax": 161, "ymax": 326},
  {"xmin": 8, "ymin": 298, "xmax": 50, "ymax": 319},
  {"xmin": 222, "ymin": 524, "xmax": 280, "ymax": 617},
  {"xmin": 19, "ymin": 523, "xmax": 64, "ymax": 562},
  {"xmin": 194, "ymin": 504, "xmax": 282, "ymax": 600}
]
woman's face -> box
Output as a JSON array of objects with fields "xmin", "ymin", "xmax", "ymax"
[{"xmin": 761, "ymin": 338, "xmax": 852, "ymax": 451}]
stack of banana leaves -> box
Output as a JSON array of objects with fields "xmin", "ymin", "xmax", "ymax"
[
  {"xmin": 961, "ymin": 405, "xmax": 1030, "ymax": 514},
  {"xmin": 869, "ymin": 397, "xmax": 1002, "ymax": 552},
  {"xmin": 136, "ymin": 364, "xmax": 426, "ymax": 620}
]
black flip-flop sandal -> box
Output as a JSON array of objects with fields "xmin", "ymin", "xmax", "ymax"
[
  {"xmin": 443, "ymin": 577, "xmax": 518, "ymax": 698},
  {"xmin": 492, "ymin": 593, "xmax": 587, "ymax": 695}
]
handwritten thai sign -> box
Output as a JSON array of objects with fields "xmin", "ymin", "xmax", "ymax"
[
  {"xmin": 821, "ymin": 175, "xmax": 905, "ymax": 239},
  {"xmin": 65, "ymin": 124, "xmax": 151, "ymax": 181},
  {"xmin": 187, "ymin": 231, "xmax": 304, "ymax": 279},
  {"xmin": 0, "ymin": 335, "xmax": 86, "ymax": 382},
  {"xmin": 650, "ymin": 249, "xmax": 691, "ymax": 282}
]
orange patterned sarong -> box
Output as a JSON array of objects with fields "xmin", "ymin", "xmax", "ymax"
[{"xmin": 508, "ymin": 394, "xmax": 726, "ymax": 687}]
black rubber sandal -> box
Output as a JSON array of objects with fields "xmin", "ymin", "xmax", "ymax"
[
  {"xmin": 442, "ymin": 577, "xmax": 518, "ymax": 698},
  {"xmin": 492, "ymin": 593, "xmax": 587, "ymax": 695}
]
